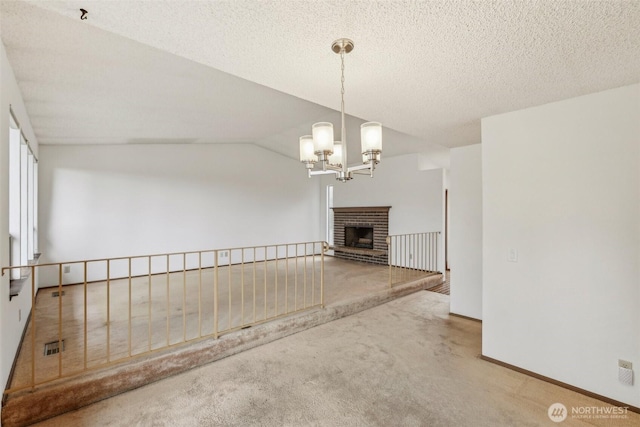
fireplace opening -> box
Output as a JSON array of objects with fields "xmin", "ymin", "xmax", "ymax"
[{"xmin": 345, "ymin": 226, "xmax": 374, "ymax": 249}]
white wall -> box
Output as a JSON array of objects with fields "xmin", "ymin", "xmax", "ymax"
[
  {"xmin": 0, "ymin": 41, "xmax": 40, "ymax": 391},
  {"xmin": 449, "ymin": 144, "xmax": 482, "ymax": 320},
  {"xmin": 38, "ymin": 143, "xmax": 321, "ymax": 283},
  {"xmin": 482, "ymin": 84, "xmax": 639, "ymax": 406},
  {"xmin": 324, "ymin": 154, "xmax": 446, "ymax": 273}
]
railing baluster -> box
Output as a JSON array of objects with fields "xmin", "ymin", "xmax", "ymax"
[
  {"xmin": 198, "ymin": 252, "xmax": 202, "ymax": 338},
  {"xmin": 166, "ymin": 255, "xmax": 170, "ymax": 346},
  {"xmin": 401, "ymin": 235, "xmax": 405, "ymax": 280},
  {"xmin": 148, "ymin": 256, "xmax": 152, "ymax": 351},
  {"xmin": 183, "ymin": 253, "xmax": 187, "ymax": 343},
  {"xmin": 417, "ymin": 234, "xmax": 420, "ymax": 274},
  {"xmin": 31, "ymin": 266, "xmax": 35, "ymax": 388},
  {"xmin": 320, "ymin": 242, "xmax": 325, "ymax": 308},
  {"xmin": 253, "ymin": 247, "xmax": 256, "ymax": 323},
  {"xmin": 214, "ymin": 250, "xmax": 219, "ymax": 339},
  {"xmin": 429, "ymin": 232, "xmax": 431, "ymax": 271},
  {"xmin": 416, "ymin": 234, "xmax": 419, "ymax": 272},
  {"xmin": 228, "ymin": 250, "xmax": 232, "ymax": 330},
  {"xmin": 83, "ymin": 262, "xmax": 87, "ymax": 370},
  {"xmin": 57, "ymin": 264, "xmax": 63, "ymax": 377},
  {"xmin": 425, "ymin": 232, "xmax": 428, "ymax": 271},
  {"xmin": 436, "ymin": 232, "xmax": 439, "ymax": 272},
  {"xmin": 421, "ymin": 233, "xmax": 425, "ymax": 271},
  {"xmin": 389, "ymin": 237, "xmax": 392, "ymax": 284},
  {"xmin": 425, "ymin": 233, "xmax": 432, "ymax": 271},
  {"xmin": 275, "ymin": 246, "xmax": 278, "ymax": 317},
  {"xmin": 429, "ymin": 232, "xmax": 432, "ymax": 271},
  {"xmin": 128, "ymin": 258, "xmax": 132, "ymax": 357},
  {"xmin": 393, "ymin": 236, "xmax": 400, "ymax": 283},
  {"xmin": 434, "ymin": 232, "xmax": 436, "ymax": 271},
  {"xmin": 427, "ymin": 233, "xmax": 431, "ymax": 271},
  {"xmin": 397, "ymin": 236, "xmax": 400, "ymax": 280},
  {"xmin": 241, "ymin": 249, "xmax": 245, "ymax": 326},
  {"xmin": 408, "ymin": 235, "xmax": 412, "ymax": 277},
  {"xmin": 409, "ymin": 234, "xmax": 412, "ymax": 277},
  {"xmin": 106, "ymin": 260, "xmax": 110, "ymax": 364},
  {"xmin": 285, "ymin": 245, "xmax": 289, "ymax": 314},
  {"xmin": 263, "ymin": 246, "xmax": 267, "ymax": 320},
  {"xmin": 390, "ymin": 236, "xmax": 393, "ymax": 284},
  {"xmin": 311, "ymin": 244, "xmax": 315, "ymax": 307}
]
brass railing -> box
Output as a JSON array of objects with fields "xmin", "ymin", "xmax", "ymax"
[
  {"xmin": 2, "ymin": 241, "xmax": 326, "ymax": 393},
  {"xmin": 388, "ymin": 232, "xmax": 440, "ymax": 286}
]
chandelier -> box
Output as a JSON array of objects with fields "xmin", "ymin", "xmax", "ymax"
[{"xmin": 299, "ymin": 38, "xmax": 382, "ymax": 182}]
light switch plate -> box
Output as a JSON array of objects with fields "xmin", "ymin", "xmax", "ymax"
[{"xmin": 508, "ymin": 248, "xmax": 518, "ymax": 262}]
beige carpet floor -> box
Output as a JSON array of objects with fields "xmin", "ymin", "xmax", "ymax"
[{"xmin": 33, "ymin": 291, "xmax": 639, "ymax": 427}]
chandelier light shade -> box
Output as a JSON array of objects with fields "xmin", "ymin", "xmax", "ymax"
[
  {"xmin": 312, "ymin": 122, "xmax": 334, "ymax": 154},
  {"xmin": 327, "ymin": 142, "xmax": 343, "ymax": 166},
  {"xmin": 299, "ymin": 135, "xmax": 317, "ymax": 166},
  {"xmin": 361, "ymin": 122, "xmax": 382, "ymax": 152},
  {"xmin": 299, "ymin": 38, "xmax": 383, "ymax": 182},
  {"xmin": 361, "ymin": 121, "xmax": 382, "ymax": 165}
]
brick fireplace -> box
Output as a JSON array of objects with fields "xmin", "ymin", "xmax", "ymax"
[{"xmin": 332, "ymin": 206, "xmax": 390, "ymax": 265}]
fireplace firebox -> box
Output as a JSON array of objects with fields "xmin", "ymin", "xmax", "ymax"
[{"xmin": 345, "ymin": 226, "xmax": 374, "ymax": 249}]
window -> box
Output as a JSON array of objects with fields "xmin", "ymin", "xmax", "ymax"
[{"xmin": 9, "ymin": 109, "xmax": 38, "ymax": 281}]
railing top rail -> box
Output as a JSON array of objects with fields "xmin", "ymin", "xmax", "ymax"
[
  {"xmin": 2, "ymin": 240, "xmax": 329, "ymax": 275},
  {"xmin": 388, "ymin": 231, "xmax": 441, "ymax": 237}
]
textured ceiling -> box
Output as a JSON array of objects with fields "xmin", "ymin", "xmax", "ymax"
[{"xmin": 1, "ymin": 0, "xmax": 639, "ymax": 161}]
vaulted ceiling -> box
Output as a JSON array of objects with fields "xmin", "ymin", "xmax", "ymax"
[{"xmin": 1, "ymin": 0, "xmax": 638, "ymax": 162}]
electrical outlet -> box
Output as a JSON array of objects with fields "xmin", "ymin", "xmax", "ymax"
[
  {"xmin": 619, "ymin": 359, "xmax": 633, "ymax": 370},
  {"xmin": 63, "ymin": 265, "xmax": 71, "ymax": 274},
  {"xmin": 508, "ymin": 248, "xmax": 518, "ymax": 262}
]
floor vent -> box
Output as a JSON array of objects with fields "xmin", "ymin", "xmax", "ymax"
[
  {"xmin": 51, "ymin": 291, "xmax": 65, "ymax": 297},
  {"xmin": 43, "ymin": 340, "xmax": 65, "ymax": 356}
]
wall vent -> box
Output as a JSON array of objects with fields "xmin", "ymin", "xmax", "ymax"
[
  {"xmin": 43, "ymin": 340, "xmax": 65, "ymax": 356},
  {"xmin": 51, "ymin": 291, "xmax": 65, "ymax": 297}
]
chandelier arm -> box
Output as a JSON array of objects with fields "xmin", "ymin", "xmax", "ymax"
[
  {"xmin": 309, "ymin": 170, "xmax": 340, "ymax": 177},
  {"xmin": 351, "ymin": 169, "xmax": 375, "ymax": 177},
  {"xmin": 347, "ymin": 163, "xmax": 375, "ymax": 173},
  {"xmin": 324, "ymin": 163, "xmax": 342, "ymax": 172}
]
